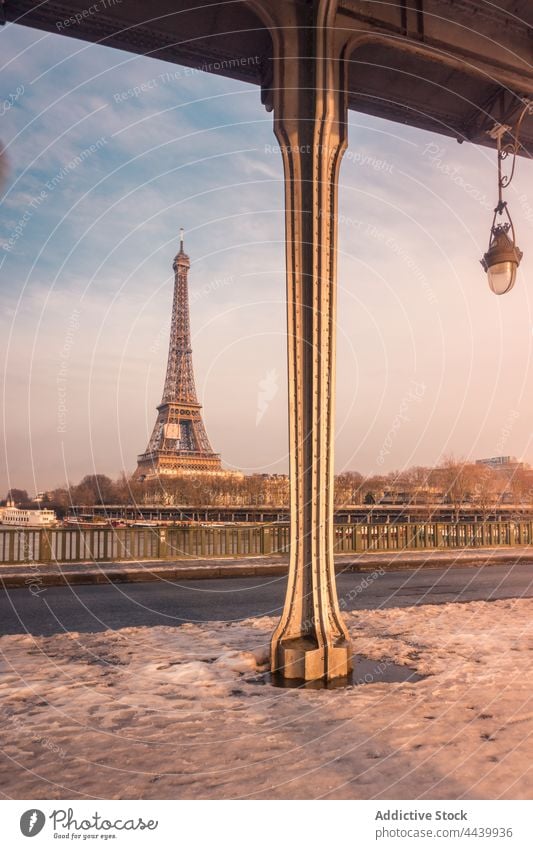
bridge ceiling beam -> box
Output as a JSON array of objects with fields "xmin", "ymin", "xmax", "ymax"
[{"xmin": 5, "ymin": 0, "xmax": 533, "ymax": 152}]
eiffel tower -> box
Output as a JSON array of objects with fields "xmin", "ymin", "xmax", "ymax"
[{"xmin": 136, "ymin": 230, "xmax": 222, "ymax": 479}]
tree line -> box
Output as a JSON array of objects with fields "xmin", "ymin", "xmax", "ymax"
[{"xmin": 3, "ymin": 456, "xmax": 532, "ymax": 518}]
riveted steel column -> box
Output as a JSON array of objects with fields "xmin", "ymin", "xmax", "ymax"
[{"xmin": 265, "ymin": 0, "xmax": 352, "ymax": 681}]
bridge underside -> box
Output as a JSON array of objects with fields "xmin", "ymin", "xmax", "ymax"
[{"xmin": 6, "ymin": 0, "xmax": 533, "ymax": 152}]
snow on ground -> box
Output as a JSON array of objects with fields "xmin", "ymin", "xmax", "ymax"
[{"xmin": 0, "ymin": 598, "xmax": 532, "ymax": 800}]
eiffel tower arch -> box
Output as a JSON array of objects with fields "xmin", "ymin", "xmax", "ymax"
[{"xmin": 136, "ymin": 231, "xmax": 223, "ymax": 480}]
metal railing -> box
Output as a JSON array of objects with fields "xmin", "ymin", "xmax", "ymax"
[{"xmin": 0, "ymin": 521, "xmax": 532, "ymax": 565}]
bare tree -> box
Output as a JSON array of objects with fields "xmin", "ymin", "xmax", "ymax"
[
  {"xmin": 472, "ymin": 465, "xmax": 499, "ymax": 518},
  {"xmin": 335, "ymin": 471, "xmax": 363, "ymax": 507},
  {"xmin": 362, "ymin": 475, "xmax": 386, "ymax": 505},
  {"xmin": 5, "ymin": 488, "xmax": 30, "ymax": 505},
  {"xmin": 403, "ymin": 466, "xmax": 433, "ymax": 504},
  {"xmin": 508, "ymin": 467, "xmax": 533, "ymax": 511},
  {"xmin": 437, "ymin": 456, "xmax": 477, "ymax": 522}
]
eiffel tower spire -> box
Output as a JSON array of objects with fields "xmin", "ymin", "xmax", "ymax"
[
  {"xmin": 161, "ymin": 229, "xmax": 198, "ymax": 405},
  {"xmin": 136, "ymin": 231, "xmax": 222, "ymax": 479}
]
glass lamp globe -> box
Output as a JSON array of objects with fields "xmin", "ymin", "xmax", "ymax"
[
  {"xmin": 487, "ymin": 260, "xmax": 517, "ymax": 295},
  {"xmin": 481, "ymin": 225, "xmax": 522, "ymax": 296}
]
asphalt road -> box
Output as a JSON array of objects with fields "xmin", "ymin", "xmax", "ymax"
[{"xmin": 1, "ymin": 561, "xmax": 532, "ymax": 636}]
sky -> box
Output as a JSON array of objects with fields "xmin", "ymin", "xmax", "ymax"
[{"xmin": 2, "ymin": 22, "xmax": 533, "ymax": 495}]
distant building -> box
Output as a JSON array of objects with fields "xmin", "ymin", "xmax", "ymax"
[
  {"xmin": 380, "ymin": 486, "xmax": 442, "ymax": 505},
  {"xmin": 476, "ymin": 456, "xmax": 528, "ymax": 473}
]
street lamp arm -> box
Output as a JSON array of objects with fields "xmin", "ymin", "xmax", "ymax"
[{"xmin": 490, "ymin": 99, "xmax": 533, "ymax": 194}]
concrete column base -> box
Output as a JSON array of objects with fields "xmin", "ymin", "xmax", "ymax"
[{"xmin": 272, "ymin": 637, "xmax": 353, "ymax": 682}]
